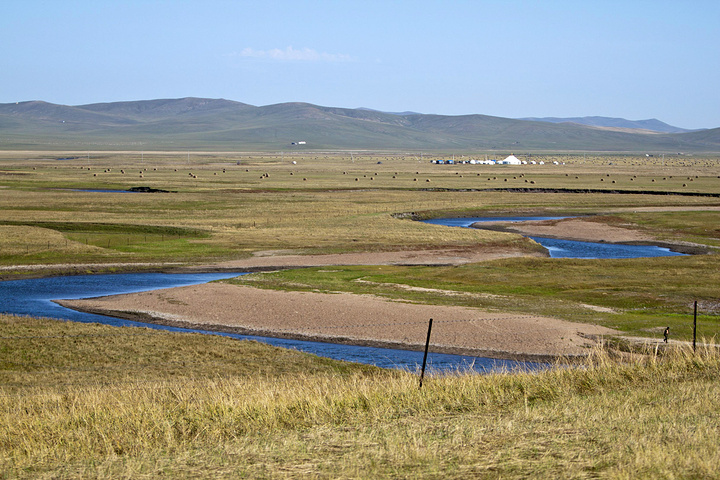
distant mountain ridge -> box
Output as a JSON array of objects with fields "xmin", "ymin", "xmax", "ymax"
[
  {"xmin": 520, "ymin": 116, "xmax": 693, "ymax": 134},
  {"xmin": 1, "ymin": 98, "xmax": 718, "ymax": 152},
  {"xmin": 357, "ymin": 107, "xmax": 423, "ymax": 116}
]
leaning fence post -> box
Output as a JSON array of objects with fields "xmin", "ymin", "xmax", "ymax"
[
  {"xmin": 693, "ymin": 300, "xmax": 698, "ymax": 353},
  {"xmin": 419, "ymin": 318, "xmax": 433, "ymax": 389}
]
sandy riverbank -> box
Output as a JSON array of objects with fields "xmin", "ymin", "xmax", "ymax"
[
  {"xmin": 58, "ymin": 281, "xmax": 617, "ymax": 362},
  {"xmin": 196, "ymin": 246, "xmax": 546, "ymax": 271},
  {"xmin": 0, "ymin": 247, "xmax": 546, "ymax": 283}
]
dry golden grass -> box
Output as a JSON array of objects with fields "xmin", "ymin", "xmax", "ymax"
[{"xmin": 1, "ymin": 314, "xmax": 719, "ymax": 478}]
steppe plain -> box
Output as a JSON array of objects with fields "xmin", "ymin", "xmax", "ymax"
[
  {"xmin": 2, "ymin": 151, "xmax": 720, "ymax": 355},
  {"xmin": 2, "ymin": 150, "xmax": 720, "ymax": 478}
]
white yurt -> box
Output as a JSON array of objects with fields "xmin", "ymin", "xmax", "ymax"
[{"xmin": 502, "ymin": 154, "xmax": 522, "ymax": 165}]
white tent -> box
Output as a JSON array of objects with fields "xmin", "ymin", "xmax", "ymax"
[{"xmin": 501, "ymin": 154, "xmax": 522, "ymax": 165}]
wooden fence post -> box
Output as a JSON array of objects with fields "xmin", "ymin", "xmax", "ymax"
[
  {"xmin": 419, "ymin": 318, "xmax": 433, "ymax": 389},
  {"xmin": 693, "ymin": 300, "xmax": 698, "ymax": 353}
]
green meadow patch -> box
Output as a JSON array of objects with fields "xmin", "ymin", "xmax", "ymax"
[
  {"xmin": 619, "ymin": 210, "xmax": 720, "ymax": 247},
  {"xmin": 0, "ymin": 221, "xmax": 227, "ymax": 264}
]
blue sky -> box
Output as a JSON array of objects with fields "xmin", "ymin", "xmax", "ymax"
[{"xmin": 2, "ymin": 0, "xmax": 718, "ymax": 129}]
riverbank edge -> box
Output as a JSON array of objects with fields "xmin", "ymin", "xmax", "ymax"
[
  {"xmin": 53, "ymin": 300, "xmax": 577, "ymax": 364},
  {"xmin": 0, "ymin": 246, "xmax": 548, "ymax": 282},
  {"xmin": 0, "ymin": 264, "xmax": 295, "ymax": 282},
  {"xmin": 471, "ymin": 224, "xmax": 712, "ymax": 255}
]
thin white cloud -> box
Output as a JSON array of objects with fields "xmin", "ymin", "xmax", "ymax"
[{"xmin": 234, "ymin": 46, "xmax": 352, "ymax": 62}]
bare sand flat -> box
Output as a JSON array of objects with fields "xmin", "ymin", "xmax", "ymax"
[{"xmin": 59, "ymin": 282, "xmax": 616, "ymax": 361}]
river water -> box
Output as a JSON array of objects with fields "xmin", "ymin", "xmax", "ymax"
[
  {"xmin": 0, "ymin": 272, "xmax": 535, "ymax": 374},
  {"xmin": 422, "ymin": 217, "xmax": 686, "ymax": 259}
]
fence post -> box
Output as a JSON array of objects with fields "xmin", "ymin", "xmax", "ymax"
[
  {"xmin": 419, "ymin": 318, "xmax": 433, "ymax": 389},
  {"xmin": 693, "ymin": 300, "xmax": 697, "ymax": 353}
]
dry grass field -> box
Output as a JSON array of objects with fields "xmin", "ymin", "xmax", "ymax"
[{"xmin": 1, "ymin": 314, "xmax": 719, "ymax": 479}]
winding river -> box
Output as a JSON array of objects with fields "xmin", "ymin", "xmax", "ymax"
[
  {"xmin": 423, "ymin": 216, "xmax": 686, "ymax": 259},
  {"xmin": 0, "ymin": 272, "xmax": 536, "ymax": 374},
  {"xmin": 1, "ymin": 217, "xmax": 684, "ymax": 374}
]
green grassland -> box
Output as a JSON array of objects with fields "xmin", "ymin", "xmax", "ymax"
[{"xmin": 1, "ymin": 314, "xmax": 719, "ymax": 478}]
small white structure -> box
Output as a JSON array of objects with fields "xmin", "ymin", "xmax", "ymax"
[{"xmin": 501, "ymin": 154, "xmax": 522, "ymax": 165}]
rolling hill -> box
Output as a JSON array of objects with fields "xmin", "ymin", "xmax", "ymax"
[
  {"xmin": 1, "ymin": 98, "xmax": 718, "ymax": 152},
  {"xmin": 519, "ymin": 116, "xmax": 693, "ymax": 134}
]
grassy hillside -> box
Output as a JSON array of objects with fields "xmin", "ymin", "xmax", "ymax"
[
  {"xmin": 2, "ymin": 98, "xmax": 719, "ymax": 152},
  {"xmin": 520, "ymin": 116, "xmax": 692, "ymax": 133}
]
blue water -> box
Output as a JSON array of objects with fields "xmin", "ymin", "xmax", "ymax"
[
  {"xmin": 526, "ymin": 236, "xmax": 683, "ymax": 259},
  {"xmin": 424, "ymin": 217, "xmax": 686, "ymax": 259},
  {"xmin": 0, "ymin": 272, "xmax": 538, "ymax": 374},
  {"xmin": 423, "ymin": 216, "xmax": 568, "ymax": 228}
]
